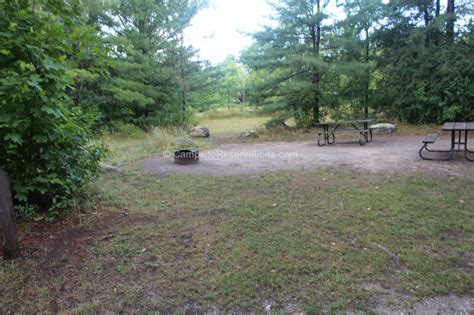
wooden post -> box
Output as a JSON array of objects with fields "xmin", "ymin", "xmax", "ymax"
[{"xmin": 0, "ymin": 170, "xmax": 20, "ymax": 260}]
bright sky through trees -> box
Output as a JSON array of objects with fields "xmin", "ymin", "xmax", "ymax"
[
  {"xmin": 184, "ymin": 0, "xmax": 347, "ymax": 64},
  {"xmin": 184, "ymin": 0, "xmax": 274, "ymax": 64}
]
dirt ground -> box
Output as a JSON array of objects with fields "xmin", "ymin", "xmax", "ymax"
[{"xmin": 137, "ymin": 134, "xmax": 474, "ymax": 177}]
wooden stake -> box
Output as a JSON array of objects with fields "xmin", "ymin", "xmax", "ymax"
[{"xmin": 0, "ymin": 170, "xmax": 20, "ymax": 260}]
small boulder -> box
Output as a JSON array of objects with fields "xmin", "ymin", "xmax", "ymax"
[
  {"xmin": 370, "ymin": 123, "xmax": 397, "ymax": 133},
  {"xmin": 240, "ymin": 129, "xmax": 259, "ymax": 138},
  {"xmin": 100, "ymin": 164, "xmax": 123, "ymax": 174},
  {"xmin": 265, "ymin": 119, "xmax": 289, "ymax": 131},
  {"xmin": 189, "ymin": 126, "xmax": 210, "ymax": 138}
]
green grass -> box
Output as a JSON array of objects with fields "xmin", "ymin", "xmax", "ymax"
[
  {"xmin": 1, "ymin": 168, "xmax": 472, "ymax": 313},
  {"xmin": 396, "ymin": 123, "xmax": 442, "ymax": 135},
  {"xmin": 100, "ymin": 127, "xmax": 215, "ymax": 167},
  {"xmin": 196, "ymin": 106, "xmax": 275, "ymax": 135},
  {"xmin": 98, "ymin": 110, "xmax": 446, "ymax": 169},
  {"xmin": 200, "ymin": 116, "xmax": 274, "ymax": 135},
  {"xmin": 0, "ymin": 113, "xmax": 467, "ymax": 312},
  {"xmin": 196, "ymin": 107, "xmax": 445, "ymax": 139}
]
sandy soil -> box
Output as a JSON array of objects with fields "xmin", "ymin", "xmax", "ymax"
[{"xmin": 137, "ymin": 134, "xmax": 474, "ymax": 177}]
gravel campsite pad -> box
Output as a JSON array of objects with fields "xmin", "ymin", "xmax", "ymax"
[{"xmin": 137, "ymin": 134, "xmax": 474, "ymax": 177}]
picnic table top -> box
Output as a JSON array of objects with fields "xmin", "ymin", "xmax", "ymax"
[
  {"xmin": 315, "ymin": 119, "xmax": 374, "ymax": 126},
  {"xmin": 442, "ymin": 122, "xmax": 474, "ymax": 131}
]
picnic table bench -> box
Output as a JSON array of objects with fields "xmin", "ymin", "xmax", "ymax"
[
  {"xmin": 419, "ymin": 122, "xmax": 474, "ymax": 161},
  {"xmin": 316, "ymin": 119, "xmax": 374, "ymax": 146}
]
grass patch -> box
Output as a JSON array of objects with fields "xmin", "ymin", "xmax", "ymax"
[
  {"xmin": 200, "ymin": 116, "xmax": 274, "ymax": 135},
  {"xmin": 1, "ymin": 169, "xmax": 472, "ymax": 312},
  {"xmin": 99, "ymin": 127, "xmax": 214, "ymax": 167},
  {"xmin": 196, "ymin": 105, "xmax": 277, "ymax": 136},
  {"xmin": 197, "ymin": 106, "xmax": 260, "ymax": 120},
  {"xmin": 396, "ymin": 123, "xmax": 442, "ymax": 135},
  {"xmin": 197, "ymin": 109, "xmax": 442, "ymax": 140}
]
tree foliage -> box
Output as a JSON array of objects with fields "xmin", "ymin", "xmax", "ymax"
[
  {"xmin": 0, "ymin": 0, "xmax": 472, "ymax": 219},
  {"xmin": 94, "ymin": 0, "xmax": 206, "ymax": 127},
  {"xmin": 0, "ymin": 0, "xmax": 105, "ymax": 218},
  {"xmin": 243, "ymin": 0, "xmax": 474, "ymax": 124},
  {"xmin": 242, "ymin": 0, "xmax": 330, "ymax": 127},
  {"xmin": 374, "ymin": 0, "xmax": 474, "ymax": 123}
]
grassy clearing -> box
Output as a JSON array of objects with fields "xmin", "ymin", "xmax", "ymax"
[
  {"xmin": 200, "ymin": 116, "xmax": 274, "ymax": 135},
  {"xmin": 98, "ymin": 110, "xmax": 445, "ymax": 169},
  {"xmin": 196, "ymin": 107, "xmax": 443, "ymax": 139},
  {"xmin": 1, "ymin": 114, "xmax": 464, "ymax": 312},
  {"xmin": 1, "ymin": 168, "xmax": 472, "ymax": 313},
  {"xmin": 196, "ymin": 106, "xmax": 275, "ymax": 136},
  {"xmin": 100, "ymin": 127, "xmax": 214, "ymax": 167}
]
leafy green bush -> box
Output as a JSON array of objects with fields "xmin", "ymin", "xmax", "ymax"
[{"xmin": 0, "ymin": 1, "xmax": 105, "ymax": 219}]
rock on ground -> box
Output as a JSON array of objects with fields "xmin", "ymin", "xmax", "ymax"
[
  {"xmin": 240, "ymin": 129, "xmax": 259, "ymax": 138},
  {"xmin": 190, "ymin": 126, "xmax": 210, "ymax": 137},
  {"xmin": 266, "ymin": 119, "xmax": 289, "ymax": 131},
  {"xmin": 370, "ymin": 123, "xmax": 397, "ymax": 133},
  {"xmin": 99, "ymin": 164, "xmax": 123, "ymax": 174}
]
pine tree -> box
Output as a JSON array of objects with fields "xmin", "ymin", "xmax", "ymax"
[
  {"xmin": 374, "ymin": 0, "xmax": 473, "ymax": 123},
  {"xmin": 242, "ymin": 0, "xmax": 330, "ymax": 127},
  {"xmin": 336, "ymin": 0, "xmax": 382, "ymax": 118},
  {"xmin": 100, "ymin": 0, "xmax": 204, "ymax": 127}
]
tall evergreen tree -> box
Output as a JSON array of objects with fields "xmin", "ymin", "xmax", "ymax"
[
  {"xmin": 100, "ymin": 0, "xmax": 204, "ymax": 127},
  {"xmin": 242, "ymin": 0, "xmax": 331, "ymax": 127},
  {"xmin": 337, "ymin": 0, "xmax": 382, "ymax": 118},
  {"xmin": 374, "ymin": 0, "xmax": 473, "ymax": 123}
]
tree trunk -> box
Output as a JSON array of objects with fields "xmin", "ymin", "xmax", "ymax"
[
  {"xmin": 364, "ymin": 27, "xmax": 370, "ymax": 119},
  {"xmin": 0, "ymin": 170, "xmax": 20, "ymax": 260},
  {"xmin": 423, "ymin": 4, "xmax": 430, "ymax": 46},
  {"xmin": 179, "ymin": 34, "xmax": 187, "ymax": 125},
  {"xmin": 310, "ymin": 0, "xmax": 321, "ymax": 124},
  {"xmin": 423, "ymin": 6, "xmax": 430, "ymax": 27},
  {"xmin": 432, "ymin": 0, "xmax": 441, "ymax": 45},
  {"xmin": 446, "ymin": 0, "xmax": 455, "ymax": 43}
]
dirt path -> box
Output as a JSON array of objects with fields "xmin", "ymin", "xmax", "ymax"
[{"xmin": 137, "ymin": 134, "xmax": 473, "ymax": 177}]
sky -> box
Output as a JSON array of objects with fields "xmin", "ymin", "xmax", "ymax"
[
  {"xmin": 184, "ymin": 0, "xmax": 274, "ymax": 64},
  {"xmin": 184, "ymin": 0, "xmax": 346, "ymax": 65}
]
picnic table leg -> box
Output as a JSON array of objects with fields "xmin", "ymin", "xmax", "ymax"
[
  {"xmin": 364, "ymin": 122, "xmax": 368, "ymax": 142},
  {"xmin": 466, "ymin": 131, "xmax": 474, "ymax": 161},
  {"xmin": 451, "ymin": 131, "xmax": 455, "ymax": 149},
  {"xmin": 420, "ymin": 144, "xmax": 455, "ymax": 160},
  {"xmin": 317, "ymin": 133, "xmax": 325, "ymax": 147},
  {"xmin": 420, "ymin": 131, "xmax": 455, "ymax": 160},
  {"xmin": 466, "ymin": 131, "xmax": 474, "ymax": 153},
  {"xmin": 316, "ymin": 125, "xmax": 329, "ymax": 146},
  {"xmin": 458, "ymin": 130, "xmax": 462, "ymax": 150}
]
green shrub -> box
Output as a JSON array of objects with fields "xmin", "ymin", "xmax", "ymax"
[{"xmin": 0, "ymin": 1, "xmax": 105, "ymax": 219}]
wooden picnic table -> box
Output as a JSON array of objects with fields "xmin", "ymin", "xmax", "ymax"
[
  {"xmin": 316, "ymin": 119, "xmax": 374, "ymax": 146},
  {"xmin": 419, "ymin": 122, "xmax": 474, "ymax": 161}
]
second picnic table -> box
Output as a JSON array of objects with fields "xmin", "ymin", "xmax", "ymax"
[
  {"xmin": 419, "ymin": 122, "xmax": 474, "ymax": 161},
  {"xmin": 316, "ymin": 119, "xmax": 374, "ymax": 147}
]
